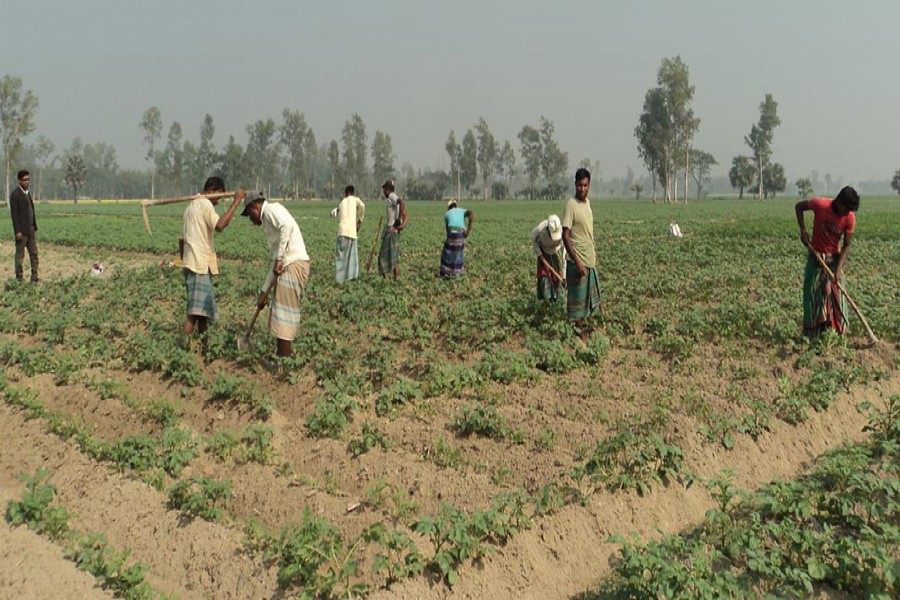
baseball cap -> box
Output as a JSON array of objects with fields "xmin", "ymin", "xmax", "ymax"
[
  {"xmin": 547, "ymin": 214, "xmax": 562, "ymax": 241},
  {"xmin": 240, "ymin": 190, "xmax": 265, "ymax": 216}
]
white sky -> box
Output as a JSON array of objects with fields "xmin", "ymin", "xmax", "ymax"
[{"xmin": 5, "ymin": 0, "xmax": 899, "ymax": 183}]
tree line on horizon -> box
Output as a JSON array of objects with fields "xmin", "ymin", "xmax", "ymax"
[{"xmin": 1, "ymin": 70, "xmax": 896, "ymax": 203}]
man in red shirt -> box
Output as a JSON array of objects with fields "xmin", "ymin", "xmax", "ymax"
[{"xmin": 795, "ymin": 186, "xmax": 860, "ymax": 336}]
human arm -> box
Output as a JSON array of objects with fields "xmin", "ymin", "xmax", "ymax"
[
  {"xmin": 357, "ymin": 198, "xmax": 365, "ymax": 232},
  {"xmin": 397, "ymin": 197, "xmax": 409, "ymax": 230},
  {"xmin": 178, "ymin": 238, "xmax": 184, "ymax": 261},
  {"xmin": 833, "ymin": 232, "xmax": 853, "ymax": 280},
  {"xmin": 464, "ymin": 210, "xmax": 474, "ymax": 238},
  {"xmin": 10, "ymin": 190, "xmax": 24, "ymax": 240},
  {"xmin": 562, "ymin": 227, "xmax": 586, "ymax": 277},
  {"xmin": 795, "ymin": 200, "xmax": 812, "ymax": 249},
  {"xmin": 215, "ymin": 189, "xmax": 244, "ymax": 232}
]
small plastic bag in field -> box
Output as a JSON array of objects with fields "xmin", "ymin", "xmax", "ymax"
[
  {"xmin": 91, "ymin": 261, "xmax": 105, "ymax": 276},
  {"xmin": 668, "ymin": 222, "xmax": 683, "ymax": 238}
]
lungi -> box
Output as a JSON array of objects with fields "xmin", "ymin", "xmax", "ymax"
[
  {"xmin": 440, "ymin": 228, "xmax": 466, "ymax": 278},
  {"xmin": 536, "ymin": 252, "xmax": 564, "ymax": 301},
  {"xmin": 566, "ymin": 262, "xmax": 601, "ymax": 321},
  {"xmin": 269, "ymin": 260, "xmax": 310, "ymax": 341},
  {"xmin": 803, "ymin": 252, "xmax": 847, "ymax": 336},
  {"xmin": 378, "ymin": 228, "xmax": 400, "ymax": 276},
  {"xmin": 335, "ymin": 236, "xmax": 359, "ymax": 283},
  {"xmin": 184, "ymin": 268, "xmax": 217, "ymax": 320}
]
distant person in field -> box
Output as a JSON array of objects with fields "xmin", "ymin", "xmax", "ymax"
[
  {"xmin": 795, "ymin": 186, "xmax": 860, "ymax": 337},
  {"xmin": 378, "ymin": 179, "xmax": 408, "ymax": 280},
  {"xmin": 241, "ymin": 190, "xmax": 311, "ymax": 357},
  {"xmin": 562, "ymin": 168, "xmax": 601, "ymax": 331},
  {"xmin": 439, "ymin": 198, "xmax": 473, "ymax": 278},
  {"xmin": 9, "ymin": 169, "xmax": 38, "ymax": 282},
  {"xmin": 179, "ymin": 178, "xmax": 243, "ymax": 337},
  {"xmin": 531, "ymin": 214, "xmax": 566, "ymax": 301},
  {"xmin": 330, "ymin": 185, "xmax": 365, "ymax": 283}
]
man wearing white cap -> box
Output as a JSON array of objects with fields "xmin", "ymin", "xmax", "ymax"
[
  {"xmin": 241, "ymin": 190, "xmax": 311, "ymax": 357},
  {"xmin": 530, "ymin": 214, "xmax": 566, "ymax": 301},
  {"xmin": 440, "ymin": 198, "xmax": 473, "ymax": 278}
]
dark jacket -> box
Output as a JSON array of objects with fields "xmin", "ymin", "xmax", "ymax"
[{"xmin": 9, "ymin": 186, "xmax": 37, "ymax": 237}]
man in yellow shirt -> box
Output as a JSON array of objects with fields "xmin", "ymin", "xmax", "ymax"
[
  {"xmin": 331, "ymin": 185, "xmax": 365, "ymax": 283},
  {"xmin": 179, "ymin": 177, "xmax": 244, "ymax": 337},
  {"xmin": 562, "ymin": 168, "xmax": 600, "ymax": 331}
]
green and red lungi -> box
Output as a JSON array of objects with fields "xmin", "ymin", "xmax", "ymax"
[{"xmin": 803, "ymin": 252, "xmax": 847, "ymax": 335}]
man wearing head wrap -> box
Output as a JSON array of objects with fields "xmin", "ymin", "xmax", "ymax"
[{"xmin": 531, "ymin": 214, "xmax": 566, "ymax": 301}]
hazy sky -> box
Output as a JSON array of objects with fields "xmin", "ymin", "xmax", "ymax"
[{"xmin": 5, "ymin": 0, "xmax": 899, "ymax": 184}]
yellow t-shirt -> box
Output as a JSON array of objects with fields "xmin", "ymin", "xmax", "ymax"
[
  {"xmin": 181, "ymin": 197, "xmax": 220, "ymax": 275},
  {"xmin": 562, "ymin": 197, "xmax": 595, "ymax": 268}
]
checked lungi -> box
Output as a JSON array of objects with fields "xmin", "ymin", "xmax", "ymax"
[
  {"xmin": 566, "ymin": 262, "xmax": 601, "ymax": 321},
  {"xmin": 536, "ymin": 252, "xmax": 564, "ymax": 301},
  {"xmin": 802, "ymin": 252, "xmax": 847, "ymax": 336},
  {"xmin": 269, "ymin": 260, "xmax": 310, "ymax": 341},
  {"xmin": 183, "ymin": 268, "xmax": 217, "ymax": 320},
  {"xmin": 439, "ymin": 228, "xmax": 466, "ymax": 278},
  {"xmin": 378, "ymin": 228, "xmax": 400, "ymax": 276},
  {"xmin": 335, "ymin": 236, "xmax": 359, "ymax": 283}
]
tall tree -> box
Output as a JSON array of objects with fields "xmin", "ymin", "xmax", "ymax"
[
  {"xmin": 891, "ymin": 170, "xmax": 900, "ymax": 196},
  {"xmin": 745, "ymin": 94, "xmax": 781, "ymax": 199},
  {"xmin": 518, "ymin": 125, "xmax": 542, "ymax": 199},
  {"xmin": 32, "ymin": 135, "xmax": 55, "ymax": 201},
  {"xmin": 474, "ymin": 117, "xmax": 498, "ymax": 198},
  {"xmin": 139, "ymin": 106, "xmax": 162, "ymax": 198},
  {"xmin": 0, "ymin": 76, "xmax": 39, "ymax": 202},
  {"xmin": 371, "ymin": 130, "xmax": 395, "ymax": 187},
  {"xmin": 197, "ymin": 113, "xmax": 217, "ymax": 180},
  {"xmin": 539, "ymin": 116, "xmax": 568, "ymax": 197},
  {"xmin": 246, "ymin": 118, "xmax": 278, "ymax": 193},
  {"xmin": 163, "ymin": 121, "xmax": 184, "ymax": 195},
  {"xmin": 497, "ymin": 140, "xmax": 516, "ymax": 193},
  {"xmin": 219, "ymin": 135, "xmax": 246, "ymax": 187},
  {"xmin": 657, "ymin": 56, "xmax": 699, "ymax": 203},
  {"xmin": 83, "ymin": 142, "xmax": 118, "ymax": 199},
  {"xmin": 688, "ymin": 149, "xmax": 717, "ymax": 201},
  {"xmin": 635, "ymin": 86, "xmax": 670, "ymax": 203},
  {"xmin": 302, "ymin": 128, "xmax": 318, "ymax": 193},
  {"xmin": 460, "ymin": 129, "xmax": 477, "ymax": 193},
  {"xmin": 279, "ymin": 109, "xmax": 310, "ymax": 199},
  {"xmin": 728, "ymin": 155, "xmax": 755, "ymax": 199},
  {"xmin": 326, "ymin": 139, "xmax": 340, "ymax": 198},
  {"xmin": 445, "ymin": 130, "xmax": 461, "ymax": 199},
  {"xmin": 64, "ymin": 152, "xmax": 86, "ymax": 203},
  {"xmin": 341, "ymin": 113, "xmax": 368, "ymax": 190}
]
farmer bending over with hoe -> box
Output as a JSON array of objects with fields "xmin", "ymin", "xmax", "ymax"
[
  {"xmin": 241, "ymin": 190, "xmax": 310, "ymax": 357},
  {"xmin": 795, "ymin": 186, "xmax": 859, "ymax": 337},
  {"xmin": 180, "ymin": 177, "xmax": 243, "ymax": 337},
  {"xmin": 439, "ymin": 198, "xmax": 473, "ymax": 278},
  {"xmin": 562, "ymin": 168, "xmax": 601, "ymax": 334},
  {"xmin": 531, "ymin": 214, "xmax": 566, "ymax": 301}
]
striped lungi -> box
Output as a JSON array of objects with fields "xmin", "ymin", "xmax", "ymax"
[
  {"xmin": 269, "ymin": 260, "xmax": 310, "ymax": 341},
  {"xmin": 335, "ymin": 236, "xmax": 359, "ymax": 283},
  {"xmin": 566, "ymin": 262, "xmax": 601, "ymax": 321},
  {"xmin": 378, "ymin": 229, "xmax": 400, "ymax": 276},
  {"xmin": 183, "ymin": 268, "xmax": 217, "ymax": 320},
  {"xmin": 440, "ymin": 228, "xmax": 466, "ymax": 278},
  {"xmin": 536, "ymin": 252, "xmax": 564, "ymax": 301},
  {"xmin": 802, "ymin": 252, "xmax": 847, "ymax": 336}
]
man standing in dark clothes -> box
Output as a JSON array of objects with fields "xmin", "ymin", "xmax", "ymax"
[{"xmin": 9, "ymin": 170, "xmax": 38, "ymax": 282}]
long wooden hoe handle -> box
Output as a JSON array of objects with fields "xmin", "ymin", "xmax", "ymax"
[
  {"xmin": 246, "ymin": 276, "xmax": 279, "ymax": 335},
  {"xmin": 540, "ymin": 254, "xmax": 566, "ymax": 287},
  {"xmin": 141, "ymin": 191, "xmax": 237, "ymax": 236},
  {"xmin": 809, "ymin": 249, "xmax": 878, "ymax": 344},
  {"xmin": 366, "ymin": 215, "xmax": 384, "ymax": 272}
]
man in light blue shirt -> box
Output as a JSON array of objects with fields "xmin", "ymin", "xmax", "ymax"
[{"xmin": 440, "ymin": 199, "xmax": 473, "ymax": 278}]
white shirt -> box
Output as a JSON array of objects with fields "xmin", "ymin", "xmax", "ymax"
[
  {"xmin": 333, "ymin": 195, "xmax": 365, "ymax": 239},
  {"xmin": 259, "ymin": 201, "xmax": 309, "ymax": 289},
  {"xmin": 385, "ymin": 192, "xmax": 400, "ymax": 229},
  {"xmin": 531, "ymin": 219, "xmax": 564, "ymax": 257}
]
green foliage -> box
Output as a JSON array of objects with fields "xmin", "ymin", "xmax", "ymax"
[
  {"xmin": 69, "ymin": 533, "xmax": 153, "ymax": 600},
  {"xmin": 362, "ymin": 523, "xmax": 426, "ymax": 584},
  {"xmin": 167, "ymin": 477, "xmax": 232, "ymax": 521},
  {"xmin": 305, "ymin": 388, "xmax": 359, "ymax": 439},
  {"xmin": 450, "ymin": 402, "xmax": 523, "ymax": 443},
  {"xmin": 208, "ymin": 373, "xmax": 274, "ymax": 419},
  {"xmin": 376, "ymin": 378, "xmax": 423, "ymax": 417},
  {"xmin": 206, "ymin": 429, "xmax": 240, "ymax": 460},
  {"xmin": 348, "ymin": 422, "xmax": 392, "ymax": 457},
  {"xmin": 4, "ymin": 469, "xmax": 70, "ymax": 540},
  {"xmin": 425, "ymin": 437, "xmax": 466, "ymax": 470},
  {"xmin": 240, "ymin": 424, "xmax": 274, "ymax": 465}
]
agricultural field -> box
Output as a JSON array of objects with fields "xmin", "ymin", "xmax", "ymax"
[{"xmin": 1, "ymin": 196, "xmax": 899, "ymax": 599}]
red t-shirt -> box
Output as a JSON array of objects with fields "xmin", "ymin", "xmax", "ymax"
[{"xmin": 809, "ymin": 197, "xmax": 855, "ymax": 254}]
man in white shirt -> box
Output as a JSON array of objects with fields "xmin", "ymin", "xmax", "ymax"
[
  {"xmin": 179, "ymin": 177, "xmax": 243, "ymax": 337},
  {"xmin": 330, "ymin": 185, "xmax": 365, "ymax": 283},
  {"xmin": 378, "ymin": 179, "xmax": 408, "ymax": 280},
  {"xmin": 241, "ymin": 191, "xmax": 311, "ymax": 357}
]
